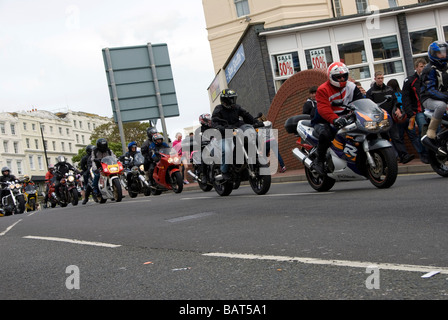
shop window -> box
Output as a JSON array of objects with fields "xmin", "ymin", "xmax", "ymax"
[
  {"xmin": 371, "ymin": 36, "xmax": 400, "ymax": 61},
  {"xmin": 409, "ymin": 28, "xmax": 437, "ymax": 55},
  {"xmin": 271, "ymin": 52, "xmax": 300, "ymax": 92},
  {"xmin": 234, "ymin": 0, "xmax": 249, "ymax": 17},
  {"xmin": 338, "ymin": 41, "xmax": 367, "ymax": 66},
  {"xmin": 305, "ymin": 47, "xmax": 333, "ymax": 70},
  {"xmin": 349, "ymin": 66, "xmax": 371, "ymax": 81},
  {"xmin": 373, "ymin": 61, "xmax": 404, "ymax": 76},
  {"xmin": 444, "ymin": 26, "xmax": 448, "ymax": 41}
]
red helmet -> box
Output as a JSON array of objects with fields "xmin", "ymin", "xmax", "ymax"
[{"xmin": 328, "ymin": 61, "xmax": 349, "ymax": 88}]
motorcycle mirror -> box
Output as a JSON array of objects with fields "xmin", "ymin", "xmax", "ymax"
[
  {"xmin": 384, "ymin": 95, "xmax": 393, "ymax": 102},
  {"xmin": 331, "ymin": 99, "xmax": 344, "ymax": 107}
]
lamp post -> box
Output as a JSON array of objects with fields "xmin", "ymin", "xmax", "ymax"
[{"xmin": 39, "ymin": 122, "xmax": 49, "ymax": 168}]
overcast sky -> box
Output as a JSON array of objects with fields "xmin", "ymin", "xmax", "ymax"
[{"xmin": 0, "ymin": 0, "xmax": 215, "ymax": 140}]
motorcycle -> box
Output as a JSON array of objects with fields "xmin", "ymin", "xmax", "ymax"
[
  {"xmin": 150, "ymin": 148, "xmax": 183, "ymax": 195},
  {"xmin": 1, "ymin": 180, "xmax": 26, "ymax": 215},
  {"xmin": 201, "ymin": 118, "xmax": 272, "ymax": 197},
  {"xmin": 93, "ymin": 155, "xmax": 124, "ymax": 203},
  {"xmin": 284, "ymin": 98, "xmax": 398, "ymax": 192},
  {"xmin": 55, "ymin": 170, "xmax": 80, "ymax": 207},
  {"xmin": 122, "ymin": 153, "xmax": 151, "ymax": 198},
  {"xmin": 188, "ymin": 138, "xmax": 214, "ymax": 192},
  {"xmin": 422, "ymin": 109, "xmax": 448, "ymax": 177},
  {"xmin": 24, "ymin": 183, "xmax": 39, "ymax": 212}
]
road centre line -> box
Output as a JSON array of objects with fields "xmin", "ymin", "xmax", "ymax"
[
  {"xmin": 0, "ymin": 219, "xmax": 23, "ymax": 236},
  {"xmin": 203, "ymin": 252, "xmax": 448, "ymax": 275},
  {"xmin": 23, "ymin": 235, "xmax": 121, "ymax": 248}
]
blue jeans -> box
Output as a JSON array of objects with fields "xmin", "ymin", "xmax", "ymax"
[
  {"xmin": 220, "ymin": 138, "xmax": 232, "ymax": 174},
  {"xmin": 92, "ymin": 172, "xmax": 100, "ymax": 193}
]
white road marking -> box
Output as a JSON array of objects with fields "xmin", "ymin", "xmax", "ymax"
[
  {"xmin": 166, "ymin": 211, "xmax": 216, "ymax": 223},
  {"xmin": 23, "ymin": 235, "xmax": 121, "ymax": 248},
  {"xmin": 203, "ymin": 252, "xmax": 448, "ymax": 275},
  {"xmin": 0, "ymin": 219, "xmax": 23, "ymax": 236}
]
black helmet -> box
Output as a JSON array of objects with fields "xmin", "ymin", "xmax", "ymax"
[
  {"xmin": 152, "ymin": 133, "xmax": 164, "ymax": 146},
  {"xmin": 96, "ymin": 138, "xmax": 108, "ymax": 153},
  {"xmin": 1, "ymin": 166, "xmax": 10, "ymax": 176},
  {"xmin": 85, "ymin": 144, "xmax": 94, "ymax": 156},
  {"xmin": 220, "ymin": 89, "xmax": 237, "ymax": 108},
  {"xmin": 146, "ymin": 127, "xmax": 158, "ymax": 139}
]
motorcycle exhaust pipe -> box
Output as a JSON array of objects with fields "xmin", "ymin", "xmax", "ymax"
[
  {"xmin": 187, "ymin": 170, "xmax": 202, "ymax": 182},
  {"xmin": 138, "ymin": 174, "xmax": 149, "ymax": 187},
  {"xmin": 292, "ymin": 148, "xmax": 314, "ymax": 168}
]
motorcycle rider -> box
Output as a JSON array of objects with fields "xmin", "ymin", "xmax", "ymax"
[
  {"xmin": 91, "ymin": 138, "xmax": 115, "ymax": 196},
  {"xmin": 211, "ymin": 89, "xmax": 256, "ymax": 181},
  {"xmin": 0, "ymin": 167, "xmax": 18, "ymax": 205},
  {"xmin": 147, "ymin": 133, "xmax": 170, "ymax": 185},
  {"xmin": 193, "ymin": 113, "xmax": 213, "ymax": 183},
  {"xmin": 142, "ymin": 127, "xmax": 159, "ymax": 181},
  {"xmin": 22, "ymin": 175, "xmax": 35, "ymax": 187},
  {"xmin": 80, "ymin": 144, "xmax": 95, "ymax": 205},
  {"xmin": 53, "ymin": 155, "xmax": 78, "ymax": 200},
  {"xmin": 312, "ymin": 61, "xmax": 364, "ymax": 175},
  {"xmin": 420, "ymin": 41, "xmax": 448, "ymax": 156},
  {"xmin": 120, "ymin": 141, "xmax": 140, "ymax": 189}
]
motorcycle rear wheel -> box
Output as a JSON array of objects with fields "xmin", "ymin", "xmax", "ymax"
[
  {"xmin": 305, "ymin": 167, "xmax": 336, "ymax": 192},
  {"xmin": 427, "ymin": 150, "xmax": 448, "ymax": 177},
  {"xmin": 367, "ymin": 148, "xmax": 398, "ymax": 188}
]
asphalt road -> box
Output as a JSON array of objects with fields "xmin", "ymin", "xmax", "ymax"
[{"xmin": 1, "ymin": 172, "xmax": 447, "ymax": 306}]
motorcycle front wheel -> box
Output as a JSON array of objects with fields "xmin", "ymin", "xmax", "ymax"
[
  {"xmin": 112, "ymin": 178, "xmax": 123, "ymax": 202},
  {"xmin": 248, "ymin": 165, "xmax": 271, "ymax": 195},
  {"xmin": 170, "ymin": 171, "xmax": 184, "ymax": 194},
  {"xmin": 367, "ymin": 148, "xmax": 398, "ymax": 188},
  {"xmin": 70, "ymin": 189, "xmax": 79, "ymax": 206},
  {"xmin": 16, "ymin": 195, "xmax": 26, "ymax": 214}
]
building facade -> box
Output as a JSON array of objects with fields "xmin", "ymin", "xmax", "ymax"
[{"xmin": 0, "ymin": 109, "xmax": 110, "ymax": 183}]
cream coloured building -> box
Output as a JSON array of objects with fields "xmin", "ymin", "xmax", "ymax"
[{"xmin": 0, "ymin": 109, "xmax": 110, "ymax": 183}]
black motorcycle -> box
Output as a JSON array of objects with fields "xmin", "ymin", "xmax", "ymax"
[
  {"xmin": 55, "ymin": 170, "xmax": 79, "ymax": 207},
  {"xmin": 422, "ymin": 109, "xmax": 448, "ymax": 177},
  {"xmin": 121, "ymin": 153, "xmax": 151, "ymax": 198},
  {"xmin": 200, "ymin": 118, "xmax": 272, "ymax": 196},
  {"xmin": 1, "ymin": 180, "xmax": 26, "ymax": 215}
]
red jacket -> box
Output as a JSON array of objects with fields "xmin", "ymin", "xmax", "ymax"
[
  {"xmin": 315, "ymin": 81, "xmax": 363, "ymax": 124},
  {"xmin": 45, "ymin": 171, "xmax": 54, "ymax": 183}
]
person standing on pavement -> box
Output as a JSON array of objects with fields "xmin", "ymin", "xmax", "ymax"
[
  {"xmin": 402, "ymin": 58, "xmax": 429, "ymax": 164},
  {"xmin": 302, "ymin": 86, "xmax": 317, "ymax": 118},
  {"xmin": 366, "ymin": 71, "xmax": 414, "ymax": 164}
]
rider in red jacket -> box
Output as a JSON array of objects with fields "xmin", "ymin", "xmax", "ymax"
[{"xmin": 312, "ymin": 61, "xmax": 364, "ymax": 175}]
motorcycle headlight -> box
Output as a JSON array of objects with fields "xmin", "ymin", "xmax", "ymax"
[
  {"xmin": 364, "ymin": 121, "xmax": 378, "ymax": 130},
  {"xmin": 15, "ymin": 184, "xmax": 21, "ymax": 189},
  {"xmin": 68, "ymin": 176, "xmax": 75, "ymax": 182},
  {"xmin": 9, "ymin": 184, "xmax": 15, "ymax": 189},
  {"xmin": 379, "ymin": 119, "xmax": 391, "ymax": 130},
  {"xmin": 139, "ymin": 165, "xmax": 145, "ymax": 171}
]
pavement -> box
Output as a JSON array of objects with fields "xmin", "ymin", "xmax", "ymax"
[{"xmin": 182, "ymin": 158, "xmax": 433, "ymax": 191}]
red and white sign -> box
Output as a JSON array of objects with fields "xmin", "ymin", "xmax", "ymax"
[
  {"xmin": 277, "ymin": 54, "xmax": 294, "ymax": 77},
  {"xmin": 310, "ymin": 48, "xmax": 327, "ymax": 70}
]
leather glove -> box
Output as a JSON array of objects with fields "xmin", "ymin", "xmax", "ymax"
[{"xmin": 333, "ymin": 117, "xmax": 348, "ymax": 129}]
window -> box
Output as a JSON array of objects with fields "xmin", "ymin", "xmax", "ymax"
[
  {"xmin": 3, "ymin": 141, "xmax": 8, "ymax": 153},
  {"xmin": 26, "ymin": 138, "xmax": 30, "ymax": 148},
  {"xmin": 69, "ymin": 142, "xmax": 72, "ymax": 152},
  {"xmin": 234, "ymin": 0, "xmax": 249, "ymax": 17},
  {"xmin": 271, "ymin": 51, "xmax": 301, "ymax": 91},
  {"xmin": 29, "ymin": 155, "xmax": 35, "ymax": 170},
  {"xmin": 73, "ymin": 120, "xmax": 77, "ymax": 128},
  {"xmin": 444, "ymin": 26, "xmax": 448, "ymax": 41},
  {"xmin": 334, "ymin": 0, "xmax": 342, "ymax": 17},
  {"xmin": 305, "ymin": 46, "xmax": 333, "ymax": 70},
  {"xmin": 16, "ymin": 160, "xmax": 22, "ymax": 175},
  {"xmin": 409, "ymin": 28, "xmax": 437, "ymax": 55},
  {"xmin": 23, "ymin": 123, "xmax": 27, "ymax": 130},
  {"xmin": 338, "ymin": 40, "xmax": 370, "ymax": 80},
  {"xmin": 38, "ymin": 156, "xmax": 43, "ymax": 170},
  {"xmin": 388, "ymin": 0, "xmax": 397, "ymax": 7},
  {"xmin": 32, "ymin": 123, "xmax": 36, "ymax": 130},
  {"xmin": 13, "ymin": 142, "xmax": 18, "ymax": 154},
  {"xmin": 35, "ymin": 139, "xmax": 39, "ymax": 149},
  {"xmin": 52, "ymin": 141, "xmax": 56, "ymax": 151},
  {"xmin": 355, "ymin": 0, "xmax": 368, "ymax": 14},
  {"xmin": 61, "ymin": 142, "xmax": 65, "ymax": 151},
  {"xmin": 370, "ymin": 35, "xmax": 404, "ymax": 76},
  {"xmin": 66, "ymin": 128, "xmax": 70, "ymax": 135},
  {"xmin": 10, "ymin": 124, "xmax": 15, "ymax": 135},
  {"xmin": 0, "ymin": 122, "xmax": 5, "ymax": 134},
  {"xmin": 76, "ymin": 134, "xmax": 79, "ymax": 143},
  {"xmin": 59, "ymin": 127, "xmax": 62, "ymax": 135}
]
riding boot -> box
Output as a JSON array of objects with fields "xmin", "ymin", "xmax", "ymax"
[
  {"xmin": 82, "ymin": 188, "xmax": 91, "ymax": 205},
  {"xmin": 311, "ymin": 144, "xmax": 327, "ymax": 175},
  {"xmin": 421, "ymin": 118, "xmax": 447, "ymax": 156}
]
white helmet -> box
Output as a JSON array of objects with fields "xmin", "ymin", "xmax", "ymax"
[{"xmin": 328, "ymin": 61, "xmax": 349, "ymax": 88}]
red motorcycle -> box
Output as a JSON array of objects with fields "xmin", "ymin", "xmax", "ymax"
[
  {"xmin": 94, "ymin": 156, "xmax": 124, "ymax": 203},
  {"xmin": 151, "ymin": 147, "xmax": 183, "ymax": 195}
]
